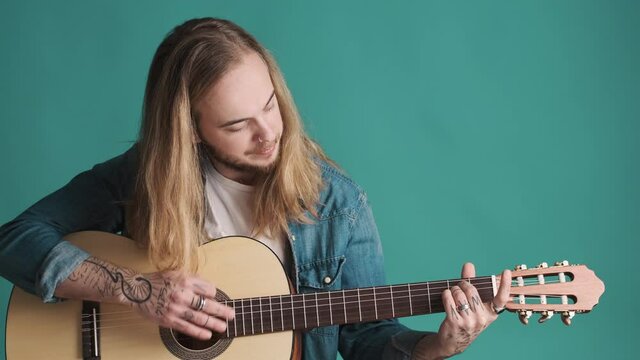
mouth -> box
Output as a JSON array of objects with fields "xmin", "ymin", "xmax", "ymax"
[
  {"xmin": 256, "ymin": 145, "xmax": 275, "ymax": 155},
  {"xmin": 252, "ymin": 142, "xmax": 277, "ymax": 156}
]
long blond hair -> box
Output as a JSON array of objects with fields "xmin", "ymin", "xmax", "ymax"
[{"xmin": 127, "ymin": 18, "xmax": 329, "ymax": 272}]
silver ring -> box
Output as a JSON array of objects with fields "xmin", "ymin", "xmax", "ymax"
[
  {"xmin": 491, "ymin": 302, "xmax": 505, "ymax": 314},
  {"xmin": 457, "ymin": 303, "xmax": 470, "ymax": 313},
  {"xmin": 195, "ymin": 295, "xmax": 206, "ymax": 312}
]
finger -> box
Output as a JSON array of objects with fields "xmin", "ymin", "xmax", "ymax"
[
  {"xmin": 170, "ymin": 288, "xmax": 200, "ymax": 310},
  {"xmin": 493, "ymin": 269, "xmax": 512, "ymax": 308},
  {"xmin": 459, "ymin": 280, "xmax": 484, "ymax": 313},
  {"xmin": 203, "ymin": 299, "xmax": 235, "ymax": 320},
  {"xmin": 191, "ymin": 278, "xmax": 217, "ymax": 299},
  {"xmin": 461, "ymin": 262, "xmax": 476, "ymax": 279},
  {"xmin": 190, "ymin": 279, "xmax": 235, "ymax": 318},
  {"xmin": 442, "ymin": 289, "xmax": 461, "ymax": 321},
  {"xmin": 171, "ymin": 317, "xmax": 213, "ymax": 340},
  {"xmin": 180, "ymin": 304, "xmax": 230, "ymax": 333},
  {"xmin": 204, "ymin": 315, "xmax": 229, "ymax": 333},
  {"xmin": 197, "ymin": 313, "xmax": 229, "ymax": 333},
  {"xmin": 450, "ymin": 286, "xmax": 471, "ymax": 316}
]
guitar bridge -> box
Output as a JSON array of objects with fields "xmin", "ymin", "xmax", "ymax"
[{"xmin": 81, "ymin": 301, "xmax": 101, "ymax": 360}]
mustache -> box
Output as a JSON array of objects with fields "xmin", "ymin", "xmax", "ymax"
[{"xmin": 256, "ymin": 136, "xmax": 279, "ymax": 149}]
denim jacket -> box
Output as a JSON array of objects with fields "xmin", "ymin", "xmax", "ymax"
[{"xmin": 0, "ymin": 145, "xmax": 432, "ymax": 359}]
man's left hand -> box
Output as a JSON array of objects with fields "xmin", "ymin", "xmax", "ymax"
[{"xmin": 412, "ymin": 263, "xmax": 511, "ymax": 359}]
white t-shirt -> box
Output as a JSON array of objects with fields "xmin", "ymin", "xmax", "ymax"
[{"xmin": 202, "ymin": 161, "xmax": 291, "ymax": 271}]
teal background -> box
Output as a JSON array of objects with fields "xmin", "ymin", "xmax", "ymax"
[{"xmin": 0, "ymin": 0, "xmax": 637, "ymax": 359}]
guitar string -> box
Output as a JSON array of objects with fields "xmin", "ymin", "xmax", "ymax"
[
  {"xmin": 81, "ymin": 291, "xmax": 574, "ymax": 335},
  {"xmin": 82, "ymin": 296, "xmax": 570, "ymax": 331},
  {"xmin": 80, "ymin": 279, "xmax": 495, "ymax": 322},
  {"xmin": 79, "ymin": 278, "xmax": 568, "ymax": 326},
  {"xmin": 79, "ymin": 283, "xmax": 573, "ymax": 331},
  {"xmin": 80, "ymin": 275, "xmax": 563, "ymax": 319}
]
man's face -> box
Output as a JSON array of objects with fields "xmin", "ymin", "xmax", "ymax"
[{"xmin": 195, "ymin": 51, "xmax": 283, "ymax": 184}]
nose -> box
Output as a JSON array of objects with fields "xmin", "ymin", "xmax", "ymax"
[{"xmin": 253, "ymin": 117, "xmax": 276, "ymax": 143}]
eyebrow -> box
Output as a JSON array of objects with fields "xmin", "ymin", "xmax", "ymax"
[{"xmin": 219, "ymin": 90, "xmax": 276, "ymax": 128}]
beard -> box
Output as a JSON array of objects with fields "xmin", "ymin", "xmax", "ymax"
[{"xmin": 203, "ymin": 140, "xmax": 279, "ymax": 177}]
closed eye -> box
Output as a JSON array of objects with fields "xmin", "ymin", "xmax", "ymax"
[
  {"xmin": 219, "ymin": 90, "xmax": 276, "ymax": 129},
  {"xmin": 226, "ymin": 120, "xmax": 247, "ymax": 132}
]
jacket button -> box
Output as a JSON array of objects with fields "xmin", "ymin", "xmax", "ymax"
[
  {"xmin": 291, "ymin": 235, "xmax": 296, "ymax": 241},
  {"xmin": 323, "ymin": 276, "xmax": 332, "ymax": 284}
]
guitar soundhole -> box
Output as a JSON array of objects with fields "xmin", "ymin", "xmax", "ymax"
[
  {"xmin": 159, "ymin": 289, "xmax": 233, "ymax": 359},
  {"xmin": 173, "ymin": 332, "xmax": 222, "ymax": 350}
]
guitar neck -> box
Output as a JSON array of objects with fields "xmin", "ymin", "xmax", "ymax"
[{"xmin": 221, "ymin": 276, "xmax": 496, "ymax": 338}]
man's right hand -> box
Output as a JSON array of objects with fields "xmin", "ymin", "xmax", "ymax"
[
  {"xmin": 55, "ymin": 257, "xmax": 235, "ymax": 340},
  {"xmin": 138, "ymin": 270, "xmax": 236, "ymax": 339}
]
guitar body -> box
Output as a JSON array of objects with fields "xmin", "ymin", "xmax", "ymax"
[{"xmin": 5, "ymin": 231, "xmax": 298, "ymax": 359}]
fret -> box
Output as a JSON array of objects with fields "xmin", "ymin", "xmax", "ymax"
[
  {"xmin": 290, "ymin": 294, "xmax": 296, "ymax": 329},
  {"xmin": 327, "ymin": 293, "xmax": 333, "ymax": 325},
  {"xmin": 314, "ymin": 293, "xmax": 320, "ymax": 327},
  {"xmin": 302, "ymin": 293, "xmax": 307, "ymax": 328},
  {"xmin": 357, "ymin": 288, "xmax": 362, "ymax": 321},
  {"xmin": 259, "ymin": 296, "xmax": 264, "ymax": 334},
  {"xmin": 408, "ymin": 284, "xmax": 413, "ymax": 315},
  {"xmin": 390, "ymin": 285, "xmax": 395, "ymax": 318},
  {"xmin": 269, "ymin": 296, "xmax": 273, "ymax": 333},
  {"xmin": 233, "ymin": 300, "xmax": 238, "ymax": 336},
  {"xmin": 342, "ymin": 290, "xmax": 347, "ymax": 323},
  {"xmin": 279, "ymin": 295, "xmax": 284, "ymax": 331},
  {"xmin": 250, "ymin": 297, "xmax": 255, "ymax": 335},
  {"xmin": 241, "ymin": 298, "xmax": 246, "ymax": 336},
  {"xmin": 427, "ymin": 281, "xmax": 432, "ymax": 314},
  {"xmin": 225, "ymin": 300, "xmax": 230, "ymax": 338},
  {"xmin": 373, "ymin": 287, "xmax": 378, "ymax": 319}
]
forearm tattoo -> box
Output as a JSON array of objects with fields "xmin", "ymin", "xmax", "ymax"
[{"xmin": 69, "ymin": 257, "xmax": 152, "ymax": 303}]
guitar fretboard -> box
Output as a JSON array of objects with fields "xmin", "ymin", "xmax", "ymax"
[{"xmin": 221, "ymin": 276, "xmax": 495, "ymax": 338}]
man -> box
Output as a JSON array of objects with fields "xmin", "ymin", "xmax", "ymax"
[{"xmin": 0, "ymin": 17, "xmax": 510, "ymax": 359}]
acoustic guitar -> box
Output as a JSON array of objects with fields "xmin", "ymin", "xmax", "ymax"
[{"xmin": 5, "ymin": 231, "xmax": 605, "ymax": 359}]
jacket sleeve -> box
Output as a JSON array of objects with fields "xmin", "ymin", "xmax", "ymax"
[
  {"xmin": 338, "ymin": 192, "xmax": 434, "ymax": 360},
  {"xmin": 0, "ymin": 145, "xmax": 138, "ymax": 303}
]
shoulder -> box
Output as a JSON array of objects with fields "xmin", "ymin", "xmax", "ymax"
[
  {"xmin": 90, "ymin": 143, "xmax": 139, "ymax": 176},
  {"xmin": 315, "ymin": 160, "xmax": 367, "ymax": 219},
  {"xmin": 80, "ymin": 144, "xmax": 139, "ymax": 196}
]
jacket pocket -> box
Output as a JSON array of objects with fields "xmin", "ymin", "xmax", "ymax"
[{"xmin": 297, "ymin": 255, "xmax": 346, "ymax": 290}]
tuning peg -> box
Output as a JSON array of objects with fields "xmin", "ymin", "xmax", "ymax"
[
  {"xmin": 518, "ymin": 310, "xmax": 532, "ymax": 325},
  {"xmin": 537, "ymin": 262, "xmax": 549, "ymax": 268},
  {"xmin": 514, "ymin": 264, "xmax": 528, "ymax": 271},
  {"xmin": 561, "ymin": 311, "xmax": 575, "ymax": 326},
  {"xmin": 538, "ymin": 310, "xmax": 554, "ymax": 323},
  {"xmin": 554, "ymin": 260, "xmax": 569, "ymax": 267}
]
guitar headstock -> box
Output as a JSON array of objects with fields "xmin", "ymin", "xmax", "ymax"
[{"xmin": 501, "ymin": 260, "xmax": 605, "ymax": 325}]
